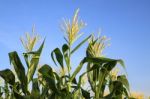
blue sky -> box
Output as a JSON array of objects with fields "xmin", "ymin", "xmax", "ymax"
[{"xmin": 0, "ymin": 0, "xmax": 150, "ymax": 95}]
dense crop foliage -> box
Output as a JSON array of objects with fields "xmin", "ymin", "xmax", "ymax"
[{"xmin": 0, "ymin": 10, "xmax": 133, "ymax": 99}]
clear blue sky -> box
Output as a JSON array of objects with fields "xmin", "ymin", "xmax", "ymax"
[{"xmin": 0, "ymin": 0, "xmax": 150, "ymax": 95}]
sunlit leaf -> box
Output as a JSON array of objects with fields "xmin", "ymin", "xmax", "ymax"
[{"xmin": 27, "ymin": 40, "xmax": 45, "ymax": 83}]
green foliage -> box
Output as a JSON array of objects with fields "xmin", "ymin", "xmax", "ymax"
[
  {"xmin": 0, "ymin": 69, "xmax": 15, "ymax": 85},
  {"xmin": 0, "ymin": 9, "xmax": 131, "ymax": 99}
]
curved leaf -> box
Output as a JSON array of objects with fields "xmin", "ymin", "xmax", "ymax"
[
  {"xmin": 70, "ymin": 57, "xmax": 117, "ymax": 82},
  {"xmin": 51, "ymin": 48, "xmax": 64, "ymax": 69},
  {"xmin": 62, "ymin": 44, "xmax": 69, "ymax": 68},
  {"xmin": 0, "ymin": 69, "xmax": 15, "ymax": 85},
  {"xmin": 38, "ymin": 64, "xmax": 58, "ymax": 93},
  {"xmin": 117, "ymin": 75, "xmax": 130, "ymax": 92}
]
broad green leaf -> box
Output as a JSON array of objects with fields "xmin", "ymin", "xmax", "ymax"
[
  {"xmin": 117, "ymin": 59, "xmax": 125, "ymax": 69},
  {"xmin": 71, "ymin": 35, "xmax": 91, "ymax": 54},
  {"xmin": 96, "ymin": 61, "xmax": 117, "ymax": 97},
  {"xmin": 70, "ymin": 57, "xmax": 116, "ymax": 82},
  {"xmin": 86, "ymin": 63, "xmax": 95, "ymax": 92},
  {"xmin": 108, "ymin": 81, "xmax": 125, "ymax": 98},
  {"xmin": 38, "ymin": 64, "xmax": 58, "ymax": 93},
  {"xmin": 102, "ymin": 61, "xmax": 117, "ymax": 72},
  {"xmin": 0, "ymin": 69, "xmax": 15, "ymax": 85},
  {"xmin": 27, "ymin": 40, "xmax": 45, "ymax": 83},
  {"xmin": 62, "ymin": 44, "xmax": 69, "ymax": 55},
  {"xmin": 113, "ymin": 81, "xmax": 124, "ymax": 97},
  {"xmin": 38, "ymin": 64, "xmax": 54, "ymax": 77},
  {"xmin": 117, "ymin": 59, "xmax": 127, "ymax": 75},
  {"xmin": 9, "ymin": 51, "xmax": 28, "ymax": 94},
  {"xmin": 117, "ymin": 75, "xmax": 130, "ymax": 92},
  {"xmin": 123, "ymin": 87, "xmax": 129, "ymax": 98},
  {"xmin": 78, "ymin": 64, "xmax": 100, "ymax": 87},
  {"xmin": 84, "ymin": 57, "xmax": 116, "ymax": 64},
  {"xmin": 42, "ymin": 74, "xmax": 58, "ymax": 93},
  {"xmin": 51, "ymin": 48, "xmax": 64, "ymax": 69}
]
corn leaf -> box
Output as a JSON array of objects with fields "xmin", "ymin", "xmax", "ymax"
[
  {"xmin": 62, "ymin": 44, "xmax": 69, "ymax": 69},
  {"xmin": 38, "ymin": 64, "xmax": 58, "ymax": 93},
  {"xmin": 117, "ymin": 75, "xmax": 130, "ymax": 92},
  {"xmin": 27, "ymin": 40, "xmax": 45, "ymax": 83},
  {"xmin": 9, "ymin": 51, "xmax": 28, "ymax": 94},
  {"xmin": 0, "ymin": 69, "xmax": 15, "ymax": 85},
  {"xmin": 51, "ymin": 48, "xmax": 64, "ymax": 69},
  {"xmin": 71, "ymin": 35, "xmax": 91, "ymax": 54},
  {"xmin": 31, "ymin": 78, "xmax": 40, "ymax": 98}
]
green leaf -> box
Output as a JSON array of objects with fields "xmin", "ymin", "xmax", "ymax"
[
  {"xmin": 23, "ymin": 53, "xmax": 29, "ymax": 68},
  {"xmin": 62, "ymin": 44, "xmax": 69, "ymax": 67},
  {"xmin": 70, "ymin": 58, "xmax": 85, "ymax": 82},
  {"xmin": 29, "ymin": 37, "xmax": 37, "ymax": 51},
  {"xmin": 117, "ymin": 75, "xmax": 130, "ymax": 92},
  {"xmin": 96, "ymin": 60, "xmax": 117, "ymax": 97},
  {"xmin": 62, "ymin": 44, "xmax": 69, "ymax": 55},
  {"xmin": 84, "ymin": 57, "xmax": 116, "ymax": 64},
  {"xmin": 38, "ymin": 64, "xmax": 53, "ymax": 76},
  {"xmin": 81, "ymin": 88, "xmax": 90, "ymax": 99},
  {"xmin": 71, "ymin": 35, "xmax": 91, "ymax": 54},
  {"xmin": 31, "ymin": 78, "xmax": 40, "ymax": 98},
  {"xmin": 117, "ymin": 59, "xmax": 127, "ymax": 75},
  {"xmin": 102, "ymin": 60, "xmax": 117, "ymax": 72},
  {"xmin": 38, "ymin": 64, "xmax": 58, "ymax": 93},
  {"xmin": 108, "ymin": 81, "xmax": 125, "ymax": 98},
  {"xmin": 9, "ymin": 51, "xmax": 28, "ymax": 94},
  {"xmin": 78, "ymin": 64, "xmax": 100, "ymax": 87},
  {"xmin": 117, "ymin": 60, "xmax": 125, "ymax": 69},
  {"xmin": 113, "ymin": 81, "xmax": 124, "ymax": 96},
  {"xmin": 0, "ymin": 69, "xmax": 15, "ymax": 85},
  {"xmin": 51, "ymin": 48, "xmax": 64, "ymax": 69},
  {"xmin": 86, "ymin": 64, "xmax": 95, "ymax": 92},
  {"xmin": 27, "ymin": 40, "xmax": 45, "ymax": 83},
  {"xmin": 70, "ymin": 57, "xmax": 115, "ymax": 82}
]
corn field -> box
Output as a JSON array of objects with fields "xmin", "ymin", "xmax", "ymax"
[{"xmin": 0, "ymin": 9, "xmax": 138, "ymax": 99}]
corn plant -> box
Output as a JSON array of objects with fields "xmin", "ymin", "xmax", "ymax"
[
  {"xmin": 0, "ymin": 9, "xmax": 131, "ymax": 99},
  {"xmin": 0, "ymin": 29, "xmax": 44, "ymax": 99},
  {"xmin": 37, "ymin": 9, "xmax": 91, "ymax": 99},
  {"xmin": 85, "ymin": 34, "xmax": 130, "ymax": 99}
]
